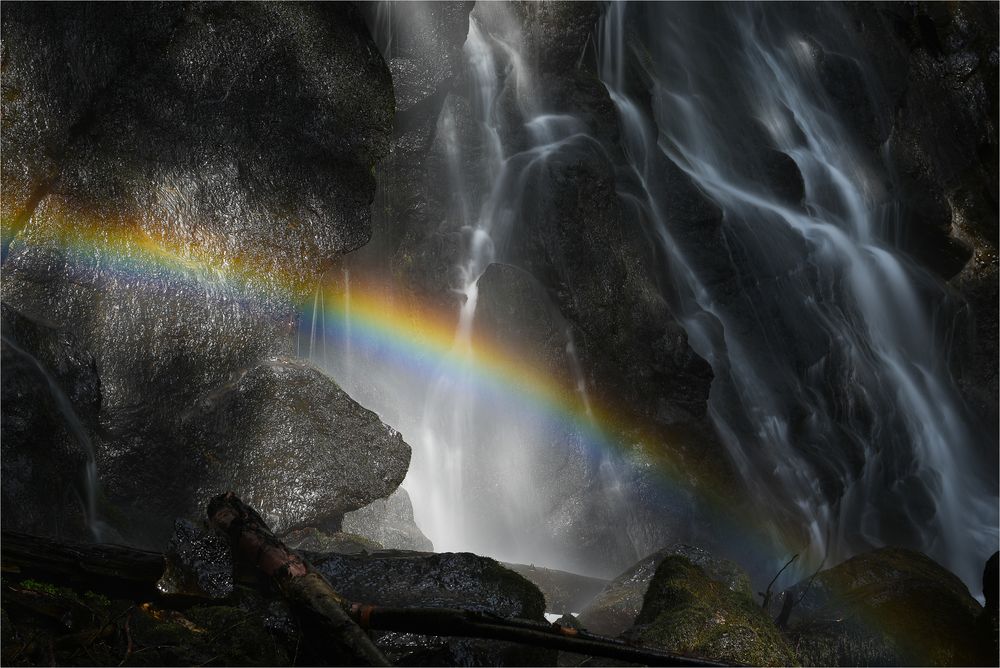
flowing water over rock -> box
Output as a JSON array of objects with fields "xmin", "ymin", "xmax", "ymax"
[
  {"xmin": 303, "ymin": 1, "xmax": 997, "ymax": 592},
  {"xmin": 597, "ymin": 2, "xmax": 998, "ymax": 587}
]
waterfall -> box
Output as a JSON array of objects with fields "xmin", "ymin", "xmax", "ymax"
[
  {"xmin": 598, "ymin": 1, "xmax": 997, "ymax": 588},
  {"xmin": 306, "ymin": 2, "xmax": 633, "ymax": 575}
]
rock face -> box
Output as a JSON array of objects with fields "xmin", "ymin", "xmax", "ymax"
[
  {"xmin": 782, "ymin": 547, "xmax": 993, "ymax": 666},
  {"xmin": 627, "ymin": 555, "xmax": 796, "ymax": 667},
  {"xmin": 1, "ymin": 305, "xmax": 100, "ymax": 541},
  {"xmin": 1, "ymin": 3, "xmax": 402, "ymax": 544},
  {"xmin": 310, "ymin": 550, "xmax": 552, "ymax": 665},
  {"xmin": 97, "ymin": 358, "xmax": 410, "ymax": 543},
  {"xmin": 840, "ymin": 2, "xmax": 999, "ymax": 435},
  {"xmin": 578, "ymin": 544, "xmax": 753, "ymax": 637},
  {"xmin": 341, "ymin": 487, "xmax": 433, "ymax": 552}
]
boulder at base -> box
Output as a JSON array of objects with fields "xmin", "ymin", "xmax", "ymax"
[
  {"xmin": 309, "ymin": 550, "xmax": 553, "ymax": 666},
  {"xmin": 782, "ymin": 547, "xmax": 994, "ymax": 666},
  {"xmin": 341, "ymin": 487, "xmax": 433, "ymax": 552},
  {"xmin": 626, "ymin": 555, "xmax": 796, "ymax": 667},
  {"xmin": 578, "ymin": 544, "xmax": 752, "ymax": 636}
]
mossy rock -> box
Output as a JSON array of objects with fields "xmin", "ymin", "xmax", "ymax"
[
  {"xmin": 627, "ymin": 556, "xmax": 797, "ymax": 666},
  {"xmin": 579, "ymin": 545, "xmax": 754, "ymax": 637},
  {"xmin": 782, "ymin": 547, "xmax": 994, "ymax": 666}
]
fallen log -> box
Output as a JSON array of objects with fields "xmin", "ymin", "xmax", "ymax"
[
  {"xmin": 206, "ymin": 492, "xmax": 390, "ymax": 667},
  {"xmin": 1, "ymin": 531, "xmax": 166, "ymax": 601},
  {"xmin": 3, "ymin": 508, "xmax": 736, "ymax": 667},
  {"xmin": 347, "ymin": 604, "xmax": 735, "ymax": 666}
]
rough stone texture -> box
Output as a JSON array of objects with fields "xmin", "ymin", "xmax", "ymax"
[
  {"xmin": 124, "ymin": 358, "xmax": 410, "ymax": 542},
  {"xmin": 341, "ymin": 487, "xmax": 433, "ymax": 552},
  {"xmin": 0, "ymin": 304, "xmax": 100, "ymax": 541},
  {"xmin": 503, "ymin": 562, "xmax": 608, "ymax": 615},
  {"xmin": 1, "ymin": 3, "xmax": 399, "ymax": 545},
  {"xmin": 310, "ymin": 550, "xmax": 553, "ymax": 666},
  {"xmin": 578, "ymin": 544, "xmax": 753, "ymax": 637},
  {"xmin": 281, "ymin": 527, "xmax": 384, "ymax": 555},
  {"xmin": 782, "ymin": 547, "xmax": 994, "ymax": 666},
  {"xmin": 841, "ymin": 2, "xmax": 999, "ymax": 434},
  {"xmin": 627, "ymin": 555, "xmax": 796, "ymax": 667},
  {"xmin": 157, "ymin": 519, "xmax": 234, "ymax": 600}
]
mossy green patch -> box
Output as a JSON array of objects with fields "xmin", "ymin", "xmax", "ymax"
[
  {"xmin": 631, "ymin": 556, "xmax": 797, "ymax": 666},
  {"xmin": 784, "ymin": 548, "xmax": 993, "ymax": 666}
]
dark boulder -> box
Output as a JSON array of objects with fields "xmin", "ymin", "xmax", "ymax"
[
  {"xmin": 1, "ymin": 2, "xmax": 397, "ymax": 545},
  {"xmin": 94, "ymin": 358, "xmax": 410, "ymax": 545},
  {"xmin": 781, "ymin": 547, "xmax": 993, "ymax": 666},
  {"xmin": 0, "ymin": 304, "xmax": 100, "ymax": 541},
  {"xmin": 310, "ymin": 550, "xmax": 553, "ymax": 666},
  {"xmin": 341, "ymin": 487, "xmax": 434, "ymax": 552}
]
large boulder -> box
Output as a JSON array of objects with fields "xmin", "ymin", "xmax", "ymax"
[
  {"xmin": 1, "ymin": 2, "xmax": 398, "ymax": 544},
  {"xmin": 311, "ymin": 550, "xmax": 553, "ymax": 666},
  {"xmin": 781, "ymin": 547, "xmax": 994, "ymax": 666},
  {"xmin": 626, "ymin": 555, "xmax": 796, "ymax": 666},
  {"xmin": 578, "ymin": 544, "xmax": 753, "ymax": 637},
  {"xmin": 98, "ymin": 358, "xmax": 410, "ymax": 543},
  {"xmin": 341, "ymin": 487, "xmax": 433, "ymax": 552}
]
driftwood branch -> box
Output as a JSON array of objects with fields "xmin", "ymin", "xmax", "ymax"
[
  {"xmin": 206, "ymin": 492, "xmax": 390, "ymax": 667},
  {"xmin": 0, "ymin": 531, "xmax": 166, "ymax": 601},
  {"xmin": 348, "ymin": 604, "xmax": 736, "ymax": 666}
]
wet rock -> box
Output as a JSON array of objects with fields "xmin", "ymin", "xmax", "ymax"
[
  {"xmin": 341, "ymin": 487, "xmax": 433, "ymax": 552},
  {"xmin": 363, "ymin": 1, "xmax": 474, "ymax": 114},
  {"xmin": 782, "ymin": 547, "xmax": 993, "ymax": 666},
  {"xmin": 281, "ymin": 527, "xmax": 384, "ymax": 555},
  {"xmin": 310, "ymin": 550, "xmax": 553, "ymax": 666},
  {"xmin": 117, "ymin": 358, "xmax": 410, "ymax": 543},
  {"xmin": 504, "ymin": 562, "xmax": 608, "ymax": 615},
  {"xmin": 626, "ymin": 555, "xmax": 796, "ymax": 666},
  {"xmin": 842, "ymin": 2, "xmax": 998, "ymax": 428},
  {"xmin": 0, "ymin": 303, "xmax": 99, "ymax": 541},
  {"xmin": 980, "ymin": 551, "xmax": 999, "ymax": 660},
  {"xmin": 579, "ymin": 545, "xmax": 752, "ymax": 637},
  {"xmin": 1, "ymin": 2, "xmax": 395, "ymax": 544},
  {"xmin": 157, "ymin": 519, "xmax": 233, "ymax": 600}
]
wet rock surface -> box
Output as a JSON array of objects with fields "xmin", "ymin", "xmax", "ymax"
[
  {"xmin": 841, "ymin": 2, "xmax": 999, "ymax": 431},
  {"xmin": 1, "ymin": 2, "xmax": 398, "ymax": 545},
  {"xmin": 281, "ymin": 527, "xmax": 384, "ymax": 555},
  {"xmin": 310, "ymin": 550, "xmax": 553, "ymax": 666},
  {"xmin": 160, "ymin": 358, "xmax": 408, "ymax": 541},
  {"xmin": 0, "ymin": 304, "xmax": 100, "ymax": 541},
  {"xmin": 342, "ymin": 487, "xmax": 433, "ymax": 552},
  {"xmin": 626, "ymin": 555, "xmax": 796, "ymax": 666},
  {"xmin": 579, "ymin": 545, "xmax": 752, "ymax": 637},
  {"xmin": 503, "ymin": 562, "xmax": 608, "ymax": 615},
  {"xmin": 156, "ymin": 520, "xmax": 233, "ymax": 601},
  {"xmin": 781, "ymin": 547, "xmax": 994, "ymax": 666}
]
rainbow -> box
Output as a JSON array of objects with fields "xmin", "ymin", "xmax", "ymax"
[{"xmin": 1, "ymin": 200, "xmax": 809, "ymax": 571}]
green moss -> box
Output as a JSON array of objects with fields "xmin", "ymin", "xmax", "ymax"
[
  {"xmin": 633, "ymin": 556, "xmax": 797, "ymax": 666},
  {"xmin": 18, "ymin": 579, "xmax": 74, "ymax": 597},
  {"xmin": 785, "ymin": 548, "xmax": 993, "ymax": 666}
]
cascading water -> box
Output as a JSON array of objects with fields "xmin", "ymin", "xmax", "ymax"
[
  {"xmin": 305, "ymin": 2, "xmax": 642, "ymax": 575},
  {"xmin": 598, "ymin": 2, "xmax": 998, "ymax": 589}
]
